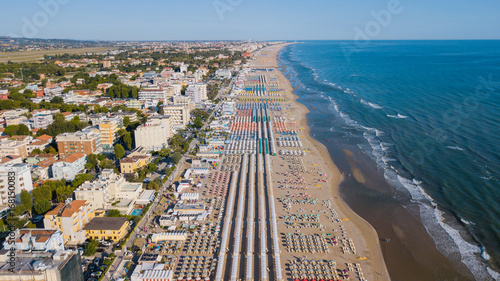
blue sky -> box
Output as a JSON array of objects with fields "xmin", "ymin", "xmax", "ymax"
[{"xmin": 1, "ymin": 0, "xmax": 499, "ymax": 40}]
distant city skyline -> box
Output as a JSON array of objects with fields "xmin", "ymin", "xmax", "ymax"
[{"xmin": 1, "ymin": 0, "xmax": 499, "ymax": 41}]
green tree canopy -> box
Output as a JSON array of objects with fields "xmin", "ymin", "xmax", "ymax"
[
  {"xmin": 114, "ymin": 144, "xmax": 125, "ymax": 159},
  {"xmin": 106, "ymin": 209, "xmax": 122, "ymax": 217}
]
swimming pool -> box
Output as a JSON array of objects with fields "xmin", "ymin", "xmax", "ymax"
[{"xmin": 130, "ymin": 209, "xmax": 143, "ymax": 216}]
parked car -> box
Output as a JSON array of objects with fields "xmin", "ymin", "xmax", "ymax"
[{"xmin": 32, "ymin": 215, "xmax": 44, "ymax": 223}]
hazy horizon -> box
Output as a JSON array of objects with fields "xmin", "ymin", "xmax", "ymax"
[{"xmin": 1, "ymin": 0, "xmax": 499, "ymax": 41}]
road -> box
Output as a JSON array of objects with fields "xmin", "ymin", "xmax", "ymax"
[{"xmin": 104, "ymin": 75, "xmax": 234, "ymax": 281}]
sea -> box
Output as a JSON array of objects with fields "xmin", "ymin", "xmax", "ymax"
[{"xmin": 278, "ymin": 40, "xmax": 500, "ymax": 280}]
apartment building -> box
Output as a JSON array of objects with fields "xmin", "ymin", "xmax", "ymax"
[
  {"xmin": 56, "ymin": 126, "xmax": 101, "ymax": 157},
  {"xmin": 160, "ymin": 105, "xmax": 190, "ymax": 129},
  {"xmin": 138, "ymin": 87, "xmax": 169, "ymax": 103},
  {"xmin": 0, "ymin": 163, "xmax": 33, "ymax": 205},
  {"xmin": 0, "ymin": 138, "xmax": 29, "ymax": 159},
  {"xmin": 185, "ymin": 83, "xmax": 208, "ymax": 103},
  {"xmin": 33, "ymin": 112, "xmax": 54, "ymax": 129},
  {"xmin": 51, "ymin": 153, "xmax": 87, "ymax": 180},
  {"xmin": 98, "ymin": 118, "xmax": 118, "ymax": 148},
  {"xmin": 73, "ymin": 169, "xmax": 143, "ymax": 215},
  {"xmin": 0, "ymin": 250, "xmax": 84, "ymax": 281},
  {"xmin": 134, "ymin": 115, "xmax": 172, "ymax": 151},
  {"xmin": 43, "ymin": 199, "xmax": 93, "ymax": 243},
  {"xmin": 3, "ymin": 229, "xmax": 65, "ymax": 252}
]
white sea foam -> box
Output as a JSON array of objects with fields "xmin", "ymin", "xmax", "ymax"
[
  {"xmin": 446, "ymin": 145, "xmax": 464, "ymax": 151},
  {"xmin": 359, "ymin": 99, "xmax": 383, "ymax": 109},
  {"xmin": 387, "ymin": 113, "xmax": 407, "ymax": 119}
]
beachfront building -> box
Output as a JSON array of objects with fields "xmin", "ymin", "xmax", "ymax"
[
  {"xmin": 130, "ymin": 263, "xmax": 173, "ymax": 281},
  {"xmin": 73, "ymin": 169, "xmax": 143, "ymax": 215},
  {"xmin": 56, "ymin": 126, "xmax": 101, "ymax": 157},
  {"xmin": 83, "ymin": 217, "xmax": 129, "ymax": 242},
  {"xmin": 43, "ymin": 199, "xmax": 94, "ymax": 243},
  {"xmin": 150, "ymin": 231, "xmax": 187, "ymax": 243},
  {"xmin": 3, "ymin": 229, "xmax": 65, "ymax": 252},
  {"xmin": 0, "ymin": 163, "xmax": 33, "ymax": 204},
  {"xmin": 0, "ymin": 250, "xmax": 84, "ymax": 281},
  {"xmin": 51, "ymin": 153, "xmax": 86, "ymax": 180}
]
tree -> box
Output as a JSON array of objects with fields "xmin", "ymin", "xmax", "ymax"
[
  {"xmin": 87, "ymin": 154, "xmax": 98, "ymax": 169},
  {"xmin": 100, "ymin": 158, "xmax": 114, "ymax": 169},
  {"xmin": 107, "ymin": 209, "xmax": 122, "ymax": 217},
  {"xmin": 85, "ymin": 239, "xmax": 99, "ymax": 256},
  {"xmin": 34, "ymin": 200, "xmax": 51, "ymax": 214},
  {"xmin": 158, "ymin": 148, "xmax": 171, "ymax": 158},
  {"xmin": 194, "ymin": 117, "xmax": 203, "ymax": 128},
  {"xmin": 4, "ymin": 124, "xmax": 30, "ymax": 136},
  {"xmin": 114, "ymin": 144, "xmax": 125, "ymax": 159},
  {"xmin": 31, "ymin": 148, "xmax": 42, "ymax": 154},
  {"xmin": 123, "ymin": 116, "xmax": 131, "ymax": 127},
  {"xmin": 72, "ymin": 174, "xmax": 94, "ymax": 188},
  {"xmin": 17, "ymin": 124, "xmax": 30, "ymax": 135},
  {"xmin": 148, "ymin": 181, "xmax": 159, "ymax": 191},
  {"xmin": 146, "ymin": 163, "xmax": 157, "ymax": 173},
  {"xmin": 50, "ymin": 96, "xmax": 64, "ymax": 104},
  {"xmin": 20, "ymin": 190, "xmax": 32, "ymax": 215},
  {"xmin": 123, "ymin": 132, "xmax": 133, "ymax": 150},
  {"xmin": 171, "ymin": 152, "xmax": 182, "ymax": 164}
]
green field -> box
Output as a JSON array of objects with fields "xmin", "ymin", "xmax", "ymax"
[{"xmin": 0, "ymin": 47, "xmax": 117, "ymax": 63}]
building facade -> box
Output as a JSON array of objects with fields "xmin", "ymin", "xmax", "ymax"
[
  {"xmin": 51, "ymin": 153, "xmax": 87, "ymax": 180},
  {"xmin": 43, "ymin": 199, "xmax": 94, "ymax": 243},
  {"xmin": 56, "ymin": 127, "xmax": 101, "ymax": 157},
  {"xmin": 0, "ymin": 163, "xmax": 33, "ymax": 205}
]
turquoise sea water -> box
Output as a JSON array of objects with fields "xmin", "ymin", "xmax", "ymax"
[{"xmin": 278, "ymin": 41, "xmax": 500, "ymax": 280}]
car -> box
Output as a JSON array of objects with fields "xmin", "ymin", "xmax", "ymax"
[
  {"xmin": 100, "ymin": 240, "xmax": 112, "ymax": 247},
  {"xmin": 32, "ymin": 215, "xmax": 44, "ymax": 223},
  {"xmin": 93, "ymin": 258, "xmax": 101, "ymax": 266}
]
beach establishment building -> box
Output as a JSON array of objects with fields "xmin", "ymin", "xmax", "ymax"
[
  {"xmin": 150, "ymin": 231, "xmax": 187, "ymax": 243},
  {"xmin": 3, "ymin": 229, "xmax": 65, "ymax": 252},
  {"xmin": 43, "ymin": 199, "xmax": 94, "ymax": 244},
  {"xmin": 130, "ymin": 263, "xmax": 173, "ymax": 281},
  {"xmin": 172, "ymin": 201, "xmax": 205, "ymax": 215},
  {"xmin": 0, "ymin": 163, "xmax": 33, "ymax": 205},
  {"xmin": 0, "ymin": 250, "xmax": 84, "ymax": 281},
  {"xmin": 51, "ymin": 153, "xmax": 86, "ymax": 180},
  {"xmin": 83, "ymin": 217, "xmax": 129, "ymax": 242}
]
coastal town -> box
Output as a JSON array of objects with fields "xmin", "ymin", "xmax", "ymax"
[{"xmin": 0, "ymin": 40, "xmax": 389, "ymax": 281}]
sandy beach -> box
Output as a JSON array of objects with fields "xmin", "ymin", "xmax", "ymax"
[{"xmin": 249, "ymin": 43, "xmax": 391, "ymax": 280}]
